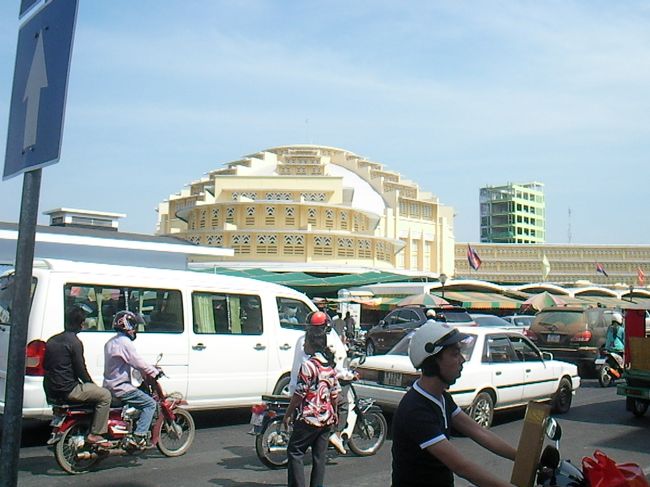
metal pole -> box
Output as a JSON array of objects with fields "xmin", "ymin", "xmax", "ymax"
[{"xmin": 0, "ymin": 169, "xmax": 42, "ymax": 487}]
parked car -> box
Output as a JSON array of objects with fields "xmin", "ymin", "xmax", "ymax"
[
  {"xmin": 501, "ymin": 314, "xmax": 535, "ymax": 330},
  {"xmin": 526, "ymin": 306, "xmax": 616, "ymax": 376},
  {"xmin": 364, "ymin": 305, "xmax": 475, "ymax": 356},
  {"xmin": 354, "ymin": 326, "xmax": 579, "ymax": 428},
  {"xmin": 470, "ymin": 313, "xmax": 525, "ymax": 332}
]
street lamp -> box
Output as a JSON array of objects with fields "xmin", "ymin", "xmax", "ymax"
[
  {"xmin": 439, "ymin": 273, "xmax": 448, "ymax": 299},
  {"xmin": 629, "ymin": 285, "xmax": 634, "ymax": 303}
]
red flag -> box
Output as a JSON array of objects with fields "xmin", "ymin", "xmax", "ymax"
[
  {"xmin": 596, "ymin": 263, "xmax": 609, "ymax": 277},
  {"xmin": 467, "ymin": 244, "xmax": 482, "ymax": 271},
  {"xmin": 638, "ymin": 267, "xmax": 646, "ymax": 287}
]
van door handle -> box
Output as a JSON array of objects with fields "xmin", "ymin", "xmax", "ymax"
[
  {"xmin": 495, "ymin": 371, "xmax": 502, "ymax": 376},
  {"xmin": 254, "ymin": 343, "xmax": 266, "ymax": 351},
  {"xmin": 279, "ymin": 344, "xmax": 292, "ymax": 351},
  {"xmin": 526, "ymin": 369, "xmax": 531, "ymax": 373},
  {"xmin": 192, "ymin": 343, "xmax": 206, "ymax": 351}
]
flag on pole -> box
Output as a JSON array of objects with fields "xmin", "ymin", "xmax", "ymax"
[
  {"xmin": 638, "ymin": 267, "xmax": 646, "ymax": 287},
  {"xmin": 596, "ymin": 263, "xmax": 609, "ymax": 277},
  {"xmin": 467, "ymin": 244, "xmax": 482, "ymax": 271},
  {"xmin": 542, "ymin": 254, "xmax": 551, "ymax": 280}
]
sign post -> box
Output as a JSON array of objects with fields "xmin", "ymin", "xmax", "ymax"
[{"xmin": 0, "ymin": 2, "xmax": 78, "ymax": 485}]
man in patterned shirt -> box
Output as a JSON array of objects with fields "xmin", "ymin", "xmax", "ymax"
[{"xmin": 284, "ymin": 325, "xmax": 341, "ymax": 487}]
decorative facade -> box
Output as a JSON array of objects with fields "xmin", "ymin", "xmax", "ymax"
[
  {"xmin": 156, "ymin": 145, "xmax": 455, "ymax": 274},
  {"xmin": 455, "ymin": 242, "xmax": 650, "ymax": 288},
  {"xmin": 480, "ymin": 182, "xmax": 545, "ymax": 244}
]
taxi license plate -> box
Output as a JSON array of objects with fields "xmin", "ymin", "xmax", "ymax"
[
  {"xmin": 546, "ymin": 334, "xmax": 560, "ymax": 343},
  {"xmin": 384, "ymin": 371, "xmax": 402, "ymax": 387}
]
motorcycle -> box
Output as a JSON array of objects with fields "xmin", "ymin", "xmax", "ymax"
[
  {"xmin": 47, "ymin": 358, "xmax": 195, "ymax": 474},
  {"xmin": 250, "ymin": 378, "xmax": 387, "ymax": 469},
  {"xmin": 594, "ymin": 348, "xmax": 624, "ymax": 387},
  {"xmin": 536, "ymin": 418, "xmax": 585, "ymax": 486}
]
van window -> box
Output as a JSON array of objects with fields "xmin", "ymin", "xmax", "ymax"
[
  {"xmin": 276, "ymin": 297, "xmax": 313, "ymax": 329},
  {"xmin": 193, "ymin": 292, "xmax": 263, "ymax": 335},
  {"xmin": 65, "ymin": 284, "xmax": 184, "ymax": 333},
  {"xmin": 0, "ymin": 274, "xmax": 37, "ymax": 326}
]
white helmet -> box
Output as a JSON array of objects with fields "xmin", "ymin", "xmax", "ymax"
[
  {"xmin": 408, "ymin": 321, "xmax": 470, "ymax": 369},
  {"xmin": 611, "ymin": 311, "xmax": 623, "ymax": 325}
]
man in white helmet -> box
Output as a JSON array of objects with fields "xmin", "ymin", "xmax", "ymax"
[{"xmin": 391, "ymin": 321, "xmax": 517, "ymax": 487}]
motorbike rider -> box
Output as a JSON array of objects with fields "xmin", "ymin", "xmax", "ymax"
[
  {"xmin": 391, "ymin": 320, "xmax": 517, "ymax": 487},
  {"xmin": 103, "ymin": 310, "xmax": 160, "ymax": 448},
  {"xmin": 603, "ymin": 311, "xmax": 625, "ymax": 369},
  {"xmin": 43, "ymin": 306, "xmax": 112, "ymax": 445}
]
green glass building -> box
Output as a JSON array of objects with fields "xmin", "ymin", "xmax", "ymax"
[{"xmin": 480, "ymin": 182, "xmax": 545, "ymax": 244}]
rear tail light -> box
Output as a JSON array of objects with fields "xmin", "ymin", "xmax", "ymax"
[
  {"xmin": 26, "ymin": 340, "xmax": 47, "ymax": 376},
  {"xmin": 570, "ymin": 330, "xmax": 592, "ymax": 343},
  {"xmin": 524, "ymin": 329, "xmax": 538, "ymax": 340},
  {"xmin": 251, "ymin": 403, "xmax": 267, "ymax": 415}
]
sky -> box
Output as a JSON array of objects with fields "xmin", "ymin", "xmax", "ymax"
[{"xmin": 1, "ymin": 0, "xmax": 649, "ymax": 244}]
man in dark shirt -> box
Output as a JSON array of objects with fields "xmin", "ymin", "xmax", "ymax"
[
  {"xmin": 43, "ymin": 306, "xmax": 111, "ymax": 444},
  {"xmin": 392, "ymin": 322, "xmax": 517, "ymax": 487}
]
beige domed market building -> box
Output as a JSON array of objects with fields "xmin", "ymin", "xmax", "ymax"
[{"xmin": 156, "ymin": 145, "xmax": 455, "ymax": 274}]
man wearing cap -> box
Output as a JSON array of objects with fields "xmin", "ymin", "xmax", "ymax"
[{"xmin": 391, "ymin": 321, "xmax": 517, "ymax": 487}]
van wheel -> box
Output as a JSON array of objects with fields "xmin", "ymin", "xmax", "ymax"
[
  {"xmin": 551, "ymin": 378, "xmax": 573, "ymax": 414},
  {"xmin": 273, "ymin": 376, "xmax": 291, "ymax": 396},
  {"xmin": 628, "ymin": 397, "xmax": 649, "ymax": 417}
]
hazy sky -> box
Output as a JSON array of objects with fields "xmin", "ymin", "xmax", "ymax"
[{"xmin": 1, "ymin": 1, "xmax": 649, "ymax": 244}]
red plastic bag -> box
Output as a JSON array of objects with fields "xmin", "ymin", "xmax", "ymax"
[{"xmin": 582, "ymin": 450, "xmax": 650, "ymax": 487}]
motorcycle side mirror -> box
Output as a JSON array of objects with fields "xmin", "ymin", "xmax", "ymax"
[
  {"xmin": 156, "ymin": 353, "xmax": 163, "ymax": 365},
  {"xmin": 544, "ymin": 417, "xmax": 561, "ymax": 441}
]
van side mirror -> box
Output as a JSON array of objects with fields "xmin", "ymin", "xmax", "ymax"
[{"xmin": 379, "ymin": 320, "xmax": 386, "ymax": 327}]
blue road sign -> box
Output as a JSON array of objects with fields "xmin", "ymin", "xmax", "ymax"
[{"xmin": 3, "ymin": 0, "xmax": 78, "ymax": 180}]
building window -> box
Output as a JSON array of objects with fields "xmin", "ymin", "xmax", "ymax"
[
  {"xmin": 199, "ymin": 209, "xmax": 207, "ymax": 228},
  {"xmin": 232, "ymin": 234, "xmax": 251, "ymax": 254},
  {"xmin": 206, "ymin": 234, "xmax": 223, "ymax": 246},
  {"xmin": 325, "ymin": 209, "xmax": 334, "ymax": 229},
  {"xmin": 211, "ymin": 207, "xmax": 220, "ymax": 226},
  {"xmin": 285, "ymin": 206, "xmax": 295, "ymax": 226},
  {"xmin": 245, "ymin": 206, "xmax": 256, "ymax": 226},
  {"xmin": 284, "ymin": 234, "xmax": 305, "ymax": 255},
  {"xmin": 302, "ymin": 192, "xmax": 325, "ymax": 202},
  {"xmin": 226, "ymin": 207, "xmax": 235, "ymax": 224},
  {"xmin": 256, "ymin": 234, "xmax": 277, "ymax": 254},
  {"xmin": 340, "ymin": 211, "xmax": 348, "ymax": 230},
  {"xmin": 307, "ymin": 207, "xmax": 317, "ymax": 225},
  {"xmin": 337, "ymin": 238, "xmax": 354, "ymax": 257},
  {"xmin": 358, "ymin": 239, "xmax": 371, "ymax": 259},
  {"xmin": 266, "ymin": 192, "xmax": 291, "ymax": 201},
  {"xmin": 188, "ymin": 235, "xmax": 201, "ymax": 245},
  {"xmin": 313, "ymin": 236, "xmax": 333, "ymax": 256},
  {"xmin": 265, "ymin": 206, "xmax": 276, "ymax": 226},
  {"xmin": 353, "ymin": 215, "xmax": 360, "ymax": 232}
]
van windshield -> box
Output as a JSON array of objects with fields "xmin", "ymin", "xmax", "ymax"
[{"xmin": 0, "ymin": 273, "xmax": 38, "ymax": 326}]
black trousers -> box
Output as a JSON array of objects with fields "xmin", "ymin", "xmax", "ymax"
[{"xmin": 287, "ymin": 420, "xmax": 331, "ymax": 487}]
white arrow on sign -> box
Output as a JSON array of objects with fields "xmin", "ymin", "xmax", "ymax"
[{"xmin": 22, "ymin": 30, "xmax": 48, "ymax": 151}]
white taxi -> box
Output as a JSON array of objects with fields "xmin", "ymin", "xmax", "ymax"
[{"xmin": 354, "ymin": 326, "xmax": 580, "ymax": 428}]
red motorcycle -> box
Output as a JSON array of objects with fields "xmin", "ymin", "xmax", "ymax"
[{"xmin": 47, "ymin": 368, "xmax": 195, "ymax": 474}]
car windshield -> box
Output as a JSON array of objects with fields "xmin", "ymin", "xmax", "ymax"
[
  {"xmin": 388, "ymin": 330, "xmax": 477, "ymax": 361},
  {"xmin": 535, "ymin": 310, "xmax": 585, "ymax": 327},
  {"xmin": 437, "ymin": 309, "xmax": 473, "ymax": 323},
  {"xmin": 473, "ymin": 315, "xmax": 510, "ymax": 327}
]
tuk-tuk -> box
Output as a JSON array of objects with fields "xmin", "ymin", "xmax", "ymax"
[{"xmin": 616, "ymin": 306, "xmax": 650, "ymax": 416}]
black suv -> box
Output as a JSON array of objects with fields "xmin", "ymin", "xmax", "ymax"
[{"xmin": 364, "ymin": 306, "xmax": 475, "ymax": 355}]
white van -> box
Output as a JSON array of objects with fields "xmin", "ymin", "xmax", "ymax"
[{"xmin": 0, "ymin": 259, "xmax": 345, "ymax": 419}]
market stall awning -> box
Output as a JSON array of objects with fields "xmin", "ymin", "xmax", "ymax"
[
  {"xmin": 441, "ymin": 291, "xmax": 523, "ymax": 310},
  {"xmin": 574, "ymin": 296, "xmax": 626, "ymax": 308}
]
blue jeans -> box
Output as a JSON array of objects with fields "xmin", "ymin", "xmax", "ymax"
[{"xmin": 120, "ymin": 389, "xmax": 156, "ymax": 435}]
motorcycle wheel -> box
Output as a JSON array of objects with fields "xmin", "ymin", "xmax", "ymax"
[
  {"xmin": 54, "ymin": 423, "xmax": 99, "ymax": 474},
  {"xmin": 156, "ymin": 408, "xmax": 196, "ymax": 457},
  {"xmin": 255, "ymin": 417, "xmax": 290, "ymax": 469},
  {"xmin": 598, "ymin": 366, "xmax": 612, "ymax": 388},
  {"xmin": 347, "ymin": 411, "xmax": 387, "ymax": 457}
]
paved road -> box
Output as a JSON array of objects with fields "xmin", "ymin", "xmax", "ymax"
[{"xmin": 10, "ymin": 380, "xmax": 650, "ymax": 486}]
